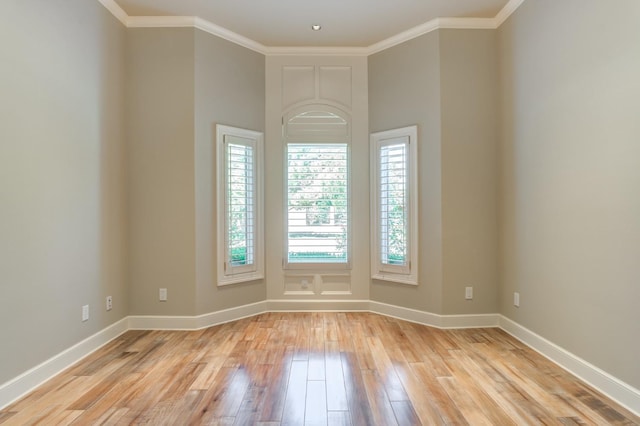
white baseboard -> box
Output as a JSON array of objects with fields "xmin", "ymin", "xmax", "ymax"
[
  {"xmin": 196, "ymin": 301, "xmax": 268, "ymax": 329},
  {"xmin": 369, "ymin": 300, "xmax": 500, "ymax": 329},
  {"xmin": 267, "ymin": 299, "xmax": 370, "ymax": 312},
  {"xmin": 127, "ymin": 315, "xmax": 200, "ymax": 330},
  {"xmin": 128, "ymin": 301, "xmax": 268, "ymax": 330},
  {"xmin": 500, "ymin": 315, "xmax": 640, "ymax": 417},
  {"xmin": 0, "ymin": 317, "xmax": 128, "ymax": 410}
]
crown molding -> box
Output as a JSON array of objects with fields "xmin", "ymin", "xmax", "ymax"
[
  {"xmin": 495, "ymin": 0, "xmax": 526, "ymax": 27},
  {"xmin": 438, "ymin": 17, "xmax": 498, "ymax": 29},
  {"xmin": 97, "ymin": 0, "xmax": 525, "ymax": 56},
  {"xmin": 264, "ymin": 46, "xmax": 370, "ymax": 57},
  {"xmin": 193, "ymin": 17, "xmax": 267, "ymax": 54},
  {"xmin": 97, "ymin": 0, "xmax": 128, "ymax": 26},
  {"xmin": 367, "ymin": 18, "xmax": 440, "ymax": 55},
  {"xmin": 127, "ymin": 15, "xmax": 195, "ymax": 28},
  {"xmin": 125, "ymin": 15, "xmax": 268, "ymax": 54}
]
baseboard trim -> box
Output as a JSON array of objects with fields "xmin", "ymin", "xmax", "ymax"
[
  {"xmin": 128, "ymin": 301, "xmax": 269, "ymax": 330},
  {"xmin": 0, "ymin": 317, "xmax": 128, "ymax": 411},
  {"xmin": 267, "ymin": 299, "xmax": 370, "ymax": 312},
  {"xmin": 369, "ymin": 300, "xmax": 500, "ymax": 329},
  {"xmin": 500, "ymin": 315, "xmax": 640, "ymax": 417}
]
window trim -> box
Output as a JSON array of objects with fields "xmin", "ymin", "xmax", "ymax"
[
  {"xmin": 370, "ymin": 125, "xmax": 418, "ymax": 285},
  {"xmin": 216, "ymin": 124, "xmax": 264, "ymax": 286}
]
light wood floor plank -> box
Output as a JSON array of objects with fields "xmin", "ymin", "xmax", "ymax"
[{"xmin": 0, "ymin": 312, "xmax": 637, "ymax": 426}]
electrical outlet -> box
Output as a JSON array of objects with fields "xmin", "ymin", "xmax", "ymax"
[
  {"xmin": 514, "ymin": 292, "xmax": 520, "ymax": 307},
  {"xmin": 465, "ymin": 287, "xmax": 473, "ymax": 300},
  {"xmin": 301, "ymin": 279, "xmax": 309, "ymax": 289},
  {"xmin": 106, "ymin": 296, "xmax": 113, "ymax": 311},
  {"xmin": 159, "ymin": 288, "xmax": 168, "ymax": 301},
  {"xmin": 82, "ymin": 305, "xmax": 89, "ymax": 322}
]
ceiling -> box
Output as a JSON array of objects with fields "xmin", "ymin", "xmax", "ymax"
[{"xmin": 113, "ymin": 0, "xmax": 511, "ymax": 48}]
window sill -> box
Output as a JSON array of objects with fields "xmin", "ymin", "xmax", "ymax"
[
  {"xmin": 284, "ymin": 262, "xmax": 351, "ymax": 271},
  {"xmin": 218, "ymin": 272, "xmax": 264, "ymax": 287},
  {"xmin": 371, "ymin": 273, "xmax": 418, "ymax": 286}
]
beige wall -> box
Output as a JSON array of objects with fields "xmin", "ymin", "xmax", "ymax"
[
  {"xmin": 499, "ymin": 0, "xmax": 640, "ymax": 389},
  {"xmin": 126, "ymin": 28, "xmax": 197, "ymax": 315},
  {"xmin": 194, "ymin": 30, "xmax": 266, "ymax": 315},
  {"xmin": 368, "ymin": 32, "xmax": 444, "ymax": 313},
  {"xmin": 369, "ymin": 29, "xmax": 499, "ymax": 315},
  {"xmin": 127, "ymin": 28, "xmax": 267, "ymax": 316},
  {"xmin": 0, "ymin": 0, "xmax": 127, "ymax": 383},
  {"xmin": 440, "ymin": 29, "xmax": 499, "ymax": 314}
]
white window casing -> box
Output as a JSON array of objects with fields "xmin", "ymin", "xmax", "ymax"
[
  {"xmin": 370, "ymin": 125, "xmax": 418, "ymax": 285},
  {"xmin": 216, "ymin": 124, "xmax": 264, "ymax": 286}
]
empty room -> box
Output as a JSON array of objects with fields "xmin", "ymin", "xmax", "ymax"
[{"xmin": 1, "ymin": 0, "xmax": 639, "ymax": 424}]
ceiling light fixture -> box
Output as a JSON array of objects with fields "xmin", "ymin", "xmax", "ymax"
[{"xmin": 311, "ymin": 24, "xmax": 322, "ymax": 31}]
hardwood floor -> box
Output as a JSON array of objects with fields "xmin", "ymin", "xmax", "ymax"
[{"xmin": 1, "ymin": 312, "xmax": 638, "ymax": 425}]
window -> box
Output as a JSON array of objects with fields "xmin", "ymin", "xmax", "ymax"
[
  {"xmin": 217, "ymin": 124, "xmax": 264, "ymax": 285},
  {"xmin": 286, "ymin": 143, "xmax": 349, "ymax": 267},
  {"xmin": 283, "ymin": 105, "xmax": 351, "ymax": 269},
  {"xmin": 371, "ymin": 125, "xmax": 418, "ymax": 285}
]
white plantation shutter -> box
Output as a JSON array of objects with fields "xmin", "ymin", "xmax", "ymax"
[
  {"xmin": 287, "ymin": 143, "xmax": 349, "ymax": 264},
  {"xmin": 216, "ymin": 125, "xmax": 263, "ymax": 286},
  {"xmin": 371, "ymin": 126, "xmax": 418, "ymax": 285},
  {"xmin": 379, "ymin": 141, "xmax": 408, "ymax": 270},
  {"xmin": 225, "ymin": 137, "xmax": 255, "ymax": 274}
]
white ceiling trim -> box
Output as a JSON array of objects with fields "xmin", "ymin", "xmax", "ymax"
[
  {"xmin": 98, "ymin": 0, "xmax": 525, "ymax": 56},
  {"xmin": 438, "ymin": 17, "xmax": 498, "ymax": 29},
  {"xmin": 97, "ymin": 0, "xmax": 128, "ymax": 26},
  {"xmin": 193, "ymin": 17, "xmax": 267, "ymax": 53},
  {"xmin": 366, "ymin": 16, "xmax": 498, "ymax": 56},
  {"xmin": 495, "ymin": 0, "xmax": 526, "ymax": 27},
  {"xmin": 128, "ymin": 15, "xmax": 195, "ymax": 28},
  {"xmin": 264, "ymin": 46, "xmax": 370, "ymax": 57}
]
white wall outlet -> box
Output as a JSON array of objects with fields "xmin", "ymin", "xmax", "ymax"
[
  {"xmin": 465, "ymin": 287, "xmax": 473, "ymax": 300},
  {"xmin": 301, "ymin": 279, "xmax": 309, "ymax": 289},
  {"xmin": 514, "ymin": 292, "xmax": 520, "ymax": 307},
  {"xmin": 159, "ymin": 288, "xmax": 168, "ymax": 301},
  {"xmin": 106, "ymin": 296, "xmax": 113, "ymax": 311},
  {"xmin": 82, "ymin": 305, "xmax": 89, "ymax": 322}
]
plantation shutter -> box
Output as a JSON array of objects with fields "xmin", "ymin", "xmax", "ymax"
[
  {"xmin": 225, "ymin": 136, "xmax": 256, "ymax": 274},
  {"xmin": 287, "ymin": 143, "xmax": 348, "ymax": 264},
  {"xmin": 378, "ymin": 139, "xmax": 409, "ymax": 272}
]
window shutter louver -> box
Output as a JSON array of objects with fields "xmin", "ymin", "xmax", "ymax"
[
  {"xmin": 225, "ymin": 139, "xmax": 255, "ymax": 272},
  {"xmin": 286, "ymin": 143, "xmax": 349, "ymax": 264},
  {"xmin": 379, "ymin": 142, "xmax": 408, "ymax": 268}
]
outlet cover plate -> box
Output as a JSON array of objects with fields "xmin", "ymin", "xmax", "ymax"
[{"xmin": 465, "ymin": 286, "xmax": 473, "ymax": 300}]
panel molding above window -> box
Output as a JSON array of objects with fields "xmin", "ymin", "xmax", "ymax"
[
  {"xmin": 370, "ymin": 125, "xmax": 418, "ymax": 285},
  {"xmin": 216, "ymin": 124, "xmax": 264, "ymax": 286},
  {"xmin": 283, "ymin": 105, "xmax": 351, "ymax": 270}
]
